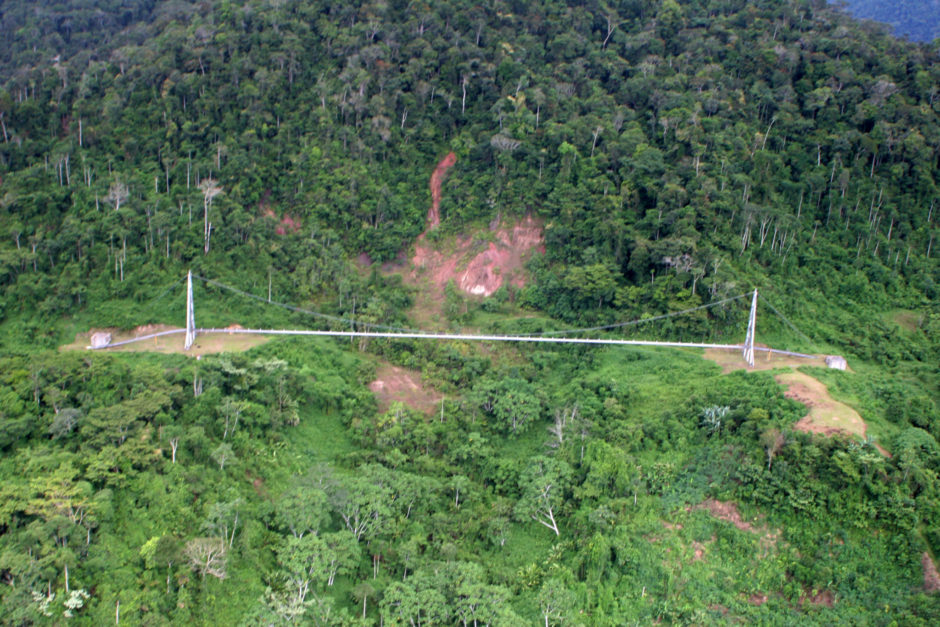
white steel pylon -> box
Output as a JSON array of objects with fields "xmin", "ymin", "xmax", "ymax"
[
  {"xmin": 184, "ymin": 270, "xmax": 196, "ymax": 350},
  {"xmin": 743, "ymin": 288, "xmax": 758, "ymax": 367}
]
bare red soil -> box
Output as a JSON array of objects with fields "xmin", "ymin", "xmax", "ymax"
[
  {"xmin": 262, "ymin": 207, "xmax": 302, "ymax": 234},
  {"xmin": 924, "ymin": 552, "xmax": 940, "ymax": 593},
  {"xmin": 692, "ymin": 499, "xmax": 757, "ymax": 533},
  {"xmin": 427, "ymin": 152, "xmax": 457, "ymax": 229},
  {"xmin": 411, "ymin": 215, "xmax": 545, "ymax": 297},
  {"xmin": 799, "ymin": 588, "xmax": 835, "ymax": 607},
  {"xmin": 369, "ymin": 363, "xmax": 442, "ymax": 414}
]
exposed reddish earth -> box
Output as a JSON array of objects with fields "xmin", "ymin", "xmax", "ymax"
[
  {"xmin": 691, "ymin": 499, "xmax": 780, "ymax": 555},
  {"xmin": 692, "ymin": 499, "xmax": 758, "ymax": 533},
  {"xmin": 799, "ymin": 588, "xmax": 835, "ymax": 607},
  {"xmin": 369, "ymin": 363, "xmax": 442, "ymax": 414},
  {"xmin": 748, "ymin": 593, "xmax": 768, "ymax": 606},
  {"xmin": 776, "ymin": 372, "xmax": 891, "ymax": 457},
  {"xmin": 262, "ymin": 207, "xmax": 302, "ymax": 234},
  {"xmin": 924, "ymin": 552, "xmax": 940, "ymax": 593},
  {"xmin": 427, "ymin": 152, "xmax": 457, "ymax": 229},
  {"xmin": 412, "ymin": 215, "xmax": 545, "ymax": 297},
  {"xmin": 406, "ymin": 152, "xmax": 544, "ymax": 298}
]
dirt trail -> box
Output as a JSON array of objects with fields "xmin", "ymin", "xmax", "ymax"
[
  {"xmin": 774, "ymin": 372, "xmax": 864, "ymax": 434},
  {"xmin": 427, "ymin": 152, "xmax": 457, "ymax": 229}
]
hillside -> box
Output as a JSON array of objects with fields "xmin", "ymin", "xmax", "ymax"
[{"xmin": 0, "ymin": 0, "xmax": 938, "ymax": 624}]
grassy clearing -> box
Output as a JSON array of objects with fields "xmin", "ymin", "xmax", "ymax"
[
  {"xmin": 703, "ymin": 346, "xmax": 830, "ymax": 373},
  {"xmin": 283, "ymin": 406, "xmax": 356, "ymax": 469},
  {"xmin": 60, "ymin": 325, "xmax": 272, "ymax": 355},
  {"xmin": 889, "ymin": 309, "xmax": 924, "ymax": 332}
]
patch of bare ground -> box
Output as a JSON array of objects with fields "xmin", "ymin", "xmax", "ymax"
[
  {"xmin": 691, "ymin": 499, "xmax": 780, "ymax": 554},
  {"xmin": 924, "ymin": 552, "xmax": 940, "ymax": 593},
  {"xmin": 691, "ymin": 499, "xmax": 758, "ymax": 533},
  {"xmin": 748, "ymin": 593, "xmax": 768, "ymax": 606},
  {"xmin": 61, "ymin": 325, "xmax": 270, "ymax": 356},
  {"xmin": 705, "ymin": 344, "xmax": 889, "ymax": 456},
  {"xmin": 702, "ymin": 345, "xmax": 829, "ymax": 373},
  {"xmin": 246, "ymin": 470, "xmax": 268, "ymax": 499},
  {"xmin": 410, "ymin": 215, "xmax": 545, "ymax": 298},
  {"xmin": 379, "ymin": 215, "xmax": 545, "ymax": 329},
  {"xmin": 775, "ymin": 371, "xmax": 890, "ymax": 457},
  {"xmin": 799, "ymin": 588, "xmax": 835, "ymax": 607},
  {"xmin": 369, "ymin": 362, "xmax": 442, "ymax": 415}
]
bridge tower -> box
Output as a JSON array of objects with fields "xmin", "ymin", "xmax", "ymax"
[
  {"xmin": 184, "ymin": 270, "xmax": 196, "ymax": 350},
  {"xmin": 742, "ymin": 288, "xmax": 757, "ymax": 367}
]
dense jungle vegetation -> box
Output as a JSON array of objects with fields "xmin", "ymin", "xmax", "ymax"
[{"xmin": 0, "ymin": 0, "xmax": 938, "ymax": 623}]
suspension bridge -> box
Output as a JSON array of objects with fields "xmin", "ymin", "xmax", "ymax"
[{"xmin": 91, "ymin": 271, "xmax": 820, "ymax": 368}]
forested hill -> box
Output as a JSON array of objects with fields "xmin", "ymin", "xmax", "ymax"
[
  {"xmin": 0, "ymin": 0, "xmax": 937, "ymax": 358},
  {"xmin": 0, "ymin": 0, "xmax": 939, "ymax": 624}
]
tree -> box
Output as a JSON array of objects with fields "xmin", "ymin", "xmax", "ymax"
[
  {"xmin": 321, "ymin": 531, "xmax": 360, "ymax": 586},
  {"xmin": 277, "ymin": 483, "xmax": 329, "ymax": 539},
  {"xmin": 472, "ymin": 377, "xmax": 545, "ymax": 436},
  {"xmin": 211, "ymin": 442, "xmax": 236, "ymax": 470},
  {"xmin": 218, "ymin": 396, "xmax": 249, "ymax": 439},
  {"xmin": 760, "ymin": 428, "xmax": 786, "ymax": 471},
  {"xmin": 162, "ymin": 424, "xmax": 184, "ymax": 464},
  {"xmin": 450, "ymin": 474, "xmax": 471, "ymax": 508},
  {"xmin": 547, "ymin": 405, "xmax": 580, "ymax": 451},
  {"xmin": 140, "ymin": 535, "xmax": 181, "ymax": 594},
  {"xmin": 453, "ymin": 562, "xmax": 518, "ymax": 626},
  {"xmin": 700, "ymin": 405, "xmax": 729, "ymax": 436},
  {"xmin": 277, "ymin": 535, "xmax": 327, "ymax": 606},
  {"xmin": 184, "ymin": 537, "xmax": 227, "ymax": 579},
  {"xmin": 381, "ymin": 571, "xmax": 450, "ymax": 626},
  {"xmin": 107, "ymin": 180, "xmax": 128, "ymax": 212},
  {"xmin": 48, "ymin": 407, "xmax": 81, "ymax": 439},
  {"xmin": 515, "ymin": 456, "xmax": 572, "ymax": 536},
  {"xmin": 330, "ymin": 473, "xmax": 392, "ymax": 542},
  {"xmin": 352, "ymin": 582, "xmax": 375, "ymax": 620},
  {"xmin": 564, "ymin": 263, "xmax": 618, "ymax": 308},
  {"xmin": 537, "ymin": 578, "xmax": 576, "ymax": 627},
  {"xmin": 204, "ymin": 498, "xmax": 242, "ymax": 548},
  {"xmin": 488, "ymin": 516, "xmax": 510, "ymax": 548},
  {"xmin": 199, "ymin": 178, "xmax": 223, "ymax": 254}
]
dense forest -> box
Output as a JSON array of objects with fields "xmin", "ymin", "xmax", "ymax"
[{"xmin": 0, "ymin": 0, "xmax": 938, "ymax": 624}]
